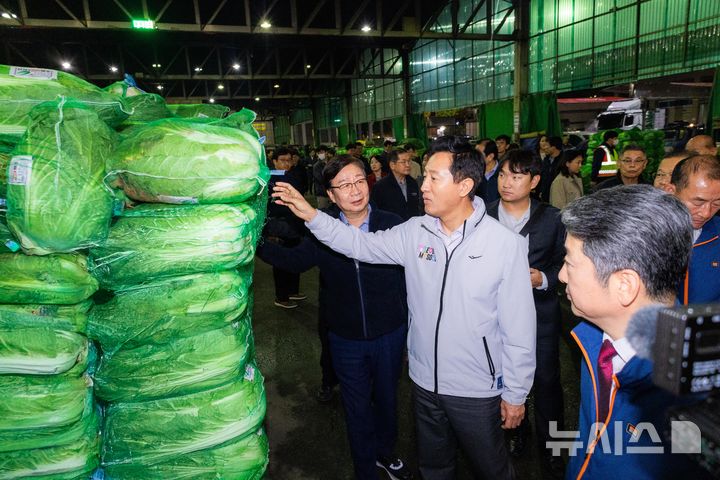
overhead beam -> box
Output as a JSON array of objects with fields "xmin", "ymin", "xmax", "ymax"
[
  {"xmin": 126, "ymin": 73, "xmax": 397, "ymax": 81},
  {"xmin": 343, "ymin": 0, "xmax": 371, "ymax": 33},
  {"xmin": 302, "ymin": 0, "xmax": 327, "ymax": 31}
]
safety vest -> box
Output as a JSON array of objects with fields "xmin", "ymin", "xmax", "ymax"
[{"xmin": 597, "ymin": 145, "xmax": 618, "ymax": 178}]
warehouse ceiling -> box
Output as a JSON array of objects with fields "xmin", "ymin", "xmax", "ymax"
[{"xmin": 0, "ymin": 0, "xmax": 519, "ymax": 114}]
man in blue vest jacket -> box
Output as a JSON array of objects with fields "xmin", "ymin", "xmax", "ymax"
[
  {"xmin": 559, "ymin": 185, "xmax": 708, "ymax": 479},
  {"xmin": 665, "ymin": 154, "xmax": 720, "ymax": 304}
]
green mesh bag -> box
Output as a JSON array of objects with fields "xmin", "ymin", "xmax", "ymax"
[
  {"xmin": 0, "ymin": 327, "xmax": 89, "ymax": 375},
  {"xmin": 0, "ymin": 64, "xmax": 129, "ymax": 143},
  {"xmin": 0, "ymin": 253, "xmax": 98, "ymax": 304},
  {"xmin": 106, "ymin": 111, "xmax": 269, "ymax": 204},
  {"xmin": 118, "ymin": 93, "xmax": 174, "ymax": 128},
  {"xmin": 103, "ymin": 428, "xmax": 268, "ymax": 480},
  {"xmin": 95, "ymin": 321, "xmax": 253, "ymax": 403},
  {"xmin": 166, "ymin": 103, "xmax": 229, "ymax": 119},
  {"xmin": 5, "ymin": 99, "xmax": 116, "ymax": 254},
  {"xmin": 0, "ymin": 434, "xmax": 100, "ymax": 480},
  {"xmin": 103, "ymin": 364, "xmax": 266, "ymax": 466},
  {"xmin": 88, "ymin": 270, "xmax": 250, "ymax": 351},
  {"xmin": 89, "ymin": 203, "xmax": 260, "ymax": 289}
]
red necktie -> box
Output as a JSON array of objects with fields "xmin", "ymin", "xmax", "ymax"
[{"xmin": 597, "ymin": 339, "xmax": 617, "ymax": 424}]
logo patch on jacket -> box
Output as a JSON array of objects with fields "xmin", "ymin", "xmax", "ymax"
[{"xmin": 417, "ymin": 245, "xmax": 437, "ymax": 262}]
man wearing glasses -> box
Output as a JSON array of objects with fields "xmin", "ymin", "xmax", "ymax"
[
  {"xmin": 594, "ymin": 144, "xmax": 651, "ymax": 192},
  {"xmin": 371, "ymin": 149, "xmax": 422, "ymax": 221},
  {"xmin": 652, "ymin": 151, "xmax": 691, "ymax": 190}
]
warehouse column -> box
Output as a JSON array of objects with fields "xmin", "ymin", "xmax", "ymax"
[
  {"xmin": 402, "ymin": 49, "xmax": 412, "ymax": 140},
  {"xmin": 513, "ymin": 0, "xmax": 530, "ymax": 141}
]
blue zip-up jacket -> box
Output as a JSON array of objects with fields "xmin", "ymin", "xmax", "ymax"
[
  {"xmin": 679, "ymin": 216, "xmax": 720, "ymax": 305},
  {"xmin": 257, "ymin": 206, "xmax": 407, "ymax": 340},
  {"xmin": 567, "ymin": 321, "xmax": 706, "ymax": 479}
]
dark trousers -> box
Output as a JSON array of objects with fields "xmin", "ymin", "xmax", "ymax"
[
  {"xmin": 531, "ymin": 319, "xmax": 565, "ymax": 456},
  {"xmin": 329, "ymin": 325, "xmax": 407, "ymax": 480},
  {"xmin": 319, "ymin": 319, "xmax": 338, "ymax": 388},
  {"xmin": 272, "ymin": 266, "xmax": 299, "ymax": 302},
  {"xmin": 414, "ymin": 384, "xmax": 514, "ymax": 480}
]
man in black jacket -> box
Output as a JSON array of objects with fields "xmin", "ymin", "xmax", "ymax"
[
  {"xmin": 487, "ymin": 149, "xmax": 566, "ymax": 479},
  {"xmin": 370, "ymin": 149, "xmax": 422, "ymax": 220},
  {"xmin": 257, "ymin": 155, "xmax": 413, "ymax": 480}
]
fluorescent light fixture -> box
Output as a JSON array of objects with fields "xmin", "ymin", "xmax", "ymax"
[
  {"xmin": 232, "ymin": 63, "xmax": 240, "ymax": 70},
  {"xmin": 255, "ymin": 97, "xmax": 260, "ymax": 101},
  {"xmin": 194, "ymin": 66, "xmax": 202, "ymax": 72},
  {"xmin": 156, "ymin": 85, "xmax": 164, "ymax": 91},
  {"xmin": 217, "ymin": 83, "xmax": 224, "ymax": 90},
  {"xmin": 152, "ymin": 63, "xmax": 161, "ymax": 68},
  {"xmin": 260, "ymin": 20, "xmax": 271, "ymax": 29},
  {"xmin": 132, "ymin": 19, "xmax": 154, "ymax": 29},
  {"xmin": 109, "ymin": 66, "xmax": 118, "ymax": 72},
  {"xmin": 1, "ymin": 12, "xmax": 11, "ymax": 19},
  {"xmin": 361, "ymin": 25, "xmax": 371, "ymax": 32},
  {"xmin": 61, "ymin": 61, "xmax": 71, "ymax": 69},
  {"xmin": 209, "ymin": 98, "xmax": 215, "ymax": 103},
  {"xmin": 273, "ymin": 84, "xmax": 280, "ymax": 89}
]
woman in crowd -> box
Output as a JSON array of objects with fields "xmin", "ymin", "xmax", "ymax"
[
  {"xmin": 549, "ymin": 149, "xmax": 584, "ymax": 209},
  {"xmin": 367, "ymin": 155, "xmax": 387, "ymax": 190}
]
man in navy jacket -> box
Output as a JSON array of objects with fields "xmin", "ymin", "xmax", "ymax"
[
  {"xmin": 257, "ymin": 155, "xmax": 412, "ymax": 480},
  {"xmin": 665, "ymin": 154, "xmax": 720, "ymax": 304},
  {"xmin": 371, "ymin": 149, "xmax": 422, "ymax": 220},
  {"xmin": 487, "ymin": 150, "xmax": 566, "ymax": 478}
]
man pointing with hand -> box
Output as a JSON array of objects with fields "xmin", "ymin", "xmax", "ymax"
[{"xmin": 273, "ymin": 136, "xmax": 536, "ymax": 480}]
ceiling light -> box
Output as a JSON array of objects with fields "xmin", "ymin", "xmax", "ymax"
[
  {"xmin": 194, "ymin": 66, "xmax": 202, "ymax": 72},
  {"xmin": 232, "ymin": 63, "xmax": 240, "ymax": 70},
  {"xmin": 152, "ymin": 63, "xmax": 161, "ymax": 68},
  {"xmin": 217, "ymin": 83, "xmax": 224, "ymax": 90},
  {"xmin": 1, "ymin": 13, "xmax": 11, "ymax": 19},
  {"xmin": 61, "ymin": 61, "xmax": 71, "ymax": 70},
  {"xmin": 11, "ymin": 13, "xmax": 17, "ymax": 19},
  {"xmin": 260, "ymin": 20, "xmax": 271, "ymax": 29},
  {"xmin": 361, "ymin": 25, "xmax": 371, "ymax": 32},
  {"xmin": 255, "ymin": 97, "xmax": 260, "ymax": 102},
  {"xmin": 209, "ymin": 98, "xmax": 215, "ymax": 103},
  {"xmin": 273, "ymin": 84, "xmax": 280, "ymax": 89},
  {"xmin": 156, "ymin": 85, "xmax": 163, "ymax": 91},
  {"xmin": 306, "ymin": 64, "xmax": 311, "ymax": 69},
  {"xmin": 109, "ymin": 66, "xmax": 118, "ymax": 73}
]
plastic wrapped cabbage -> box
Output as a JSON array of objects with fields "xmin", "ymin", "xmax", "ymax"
[
  {"xmin": 106, "ymin": 111, "xmax": 269, "ymax": 204},
  {"xmin": 119, "ymin": 93, "xmax": 174, "ymax": 128},
  {"xmin": 89, "ymin": 203, "xmax": 260, "ymax": 289},
  {"xmin": 5, "ymin": 99, "xmax": 116, "ymax": 255},
  {"xmin": 0, "ymin": 374, "xmax": 92, "ymax": 434},
  {"xmin": 0, "ymin": 253, "xmax": 98, "ymax": 304},
  {"xmin": 103, "ymin": 428, "xmax": 268, "ymax": 480},
  {"xmin": 103, "ymin": 365, "xmax": 266, "ymax": 466},
  {"xmin": 0, "ymin": 435, "xmax": 100, "ymax": 479},
  {"xmin": 95, "ymin": 322, "xmax": 253, "ymax": 402},
  {"xmin": 0, "ymin": 301, "xmax": 91, "ymax": 332},
  {"xmin": 0, "ymin": 220, "xmax": 20, "ymax": 253},
  {"xmin": 88, "ymin": 271, "xmax": 250, "ymax": 350},
  {"xmin": 0, "ymin": 64, "xmax": 129, "ymax": 142},
  {"xmin": 0, "ymin": 327, "xmax": 89, "ymax": 375},
  {"xmin": 166, "ymin": 103, "xmax": 229, "ymax": 119},
  {"xmin": 0, "ymin": 149, "xmax": 8, "ymax": 198}
]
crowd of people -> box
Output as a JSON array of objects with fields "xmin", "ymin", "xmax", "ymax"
[{"xmin": 257, "ymin": 132, "xmax": 720, "ymax": 480}]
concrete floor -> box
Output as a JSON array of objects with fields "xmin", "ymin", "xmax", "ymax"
[{"xmin": 252, "ymin": 258, "xmax": 582, "ymax": 480}]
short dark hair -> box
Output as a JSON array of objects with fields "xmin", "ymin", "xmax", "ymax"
[
  {"xmin": 558, "ymin": 150, "xmax": 584, "ymax": 177},
  {"xmin": 495, "ymin": 134, "xmax": 511, "ymax": 143},
  {"xmin": 428, "ymin": 136, "xmax": 484, "ymax": 198},
  {"xmin": 387, "ymin": 148, "xmax": 408, "ymax": 164},
  {"xmin": 670, "ymin": 154, "xmax": 720, "ymax": 192},
  {"xmin": 355, "ymin": 142, "xmax": 364, "ymax": 149},
  {"xmin": 483, "ymin": 140, "xmax": 499, "ymax": 159},
  {"xmin": 345, "ymin": 143, "xmax": 356, "ymax": 151},
  {"xmin": 548, "ymin": 136, "xmax": 563, "ymax": 152},
  {"xmin": 621, "ymin": 144, "xmax": 646, "ymax": 156},
  {"xmin": 274, "ymin": 147, "xmax": 292, "ymax": 159},
  {"xmin": 384, "ymin": 140, "xmax": 394, "ymax": 147},
  {"xmin": 317, "ymin": 145, "xmax": 329, "ymax": 153},
  {"xmin": 322, "ymin": 155, "xmax": 367, "ymax": 190},
  {"xmin": 603, "ymin": 130, "xmax": 618, "ymax": 141},
  {"xmin": 561, "ymin": 185, "xmax": 693, "ymax": 301},
  {"xmin": 500, "ymin": 149, "xmax": 542, "ymax": 177},
  {"xmin": 403, "ymin": 143, "xmax": 416, "ymax": 151}
]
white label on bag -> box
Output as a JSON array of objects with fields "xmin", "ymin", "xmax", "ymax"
[
  {"xmin": 9, "ymin": 66, "xmax": 58, "ymax": 80},
  {"xmin": 156, "ymin": 195, "xmax": 199, "ymax": 204},
  {"xmin": 8, "ymin": 156, "xmax": 33, "ymax": 186}
]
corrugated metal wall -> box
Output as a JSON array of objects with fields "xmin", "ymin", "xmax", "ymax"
[{"xmin": 529, "ymin": 0, "xmax": 720, "ymax": 93}]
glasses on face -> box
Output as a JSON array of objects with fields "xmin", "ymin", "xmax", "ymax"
[
  {"xmin": 653, "ymin": 171, "xmax": 671, "ymax": 180},
  {"xmin": 330, "ymin": 178, "xmax": 368, "ymax": 192},
  {"xmin": 394, "ymin": 160, "xmax": 411, "ymax": 165},
  {"xmin": 620, "ymin": 158, "xmax": 646, "ymax": 165}
]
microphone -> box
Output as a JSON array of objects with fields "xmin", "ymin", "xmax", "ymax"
[{"xmin": 624, "ymin": 304, "xmax": 666, "ymax": 360}]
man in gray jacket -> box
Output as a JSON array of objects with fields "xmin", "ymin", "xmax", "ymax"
[{"xmin": 272, "ymin": 136, "xmax": 536, "ymax": 480}]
